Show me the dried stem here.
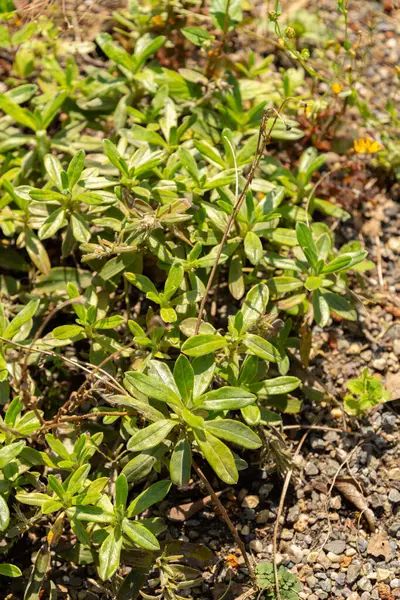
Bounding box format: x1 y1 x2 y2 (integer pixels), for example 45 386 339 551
192 460 257 587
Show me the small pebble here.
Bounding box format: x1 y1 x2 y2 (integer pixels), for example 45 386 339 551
358 576 372 592
242 495 260 509
388 489 400 503
325 540 346 554
305 462 319 476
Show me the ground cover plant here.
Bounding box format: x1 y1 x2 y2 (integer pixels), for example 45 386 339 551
0 0 395 599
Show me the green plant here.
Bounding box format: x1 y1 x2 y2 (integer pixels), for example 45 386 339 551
255 562 301 600
0 1 379 597
344 368 390 416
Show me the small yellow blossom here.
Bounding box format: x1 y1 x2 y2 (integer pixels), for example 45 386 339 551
353 138 383 154
332 82 343 95
151 15 164 27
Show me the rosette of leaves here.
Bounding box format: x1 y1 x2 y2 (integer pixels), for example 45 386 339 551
344 368 390 416
111 355 262 485
255 562 301 600
18 472 170 581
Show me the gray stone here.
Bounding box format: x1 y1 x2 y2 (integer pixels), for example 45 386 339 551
358 577 372 592
326 460 341 477
372 358 386 371
376 569 394 583
360 594 371 600
358 538 368 553
281 529 294 541
326 540 346 554
391 579 400 589
347 561 363 584
249 539 264 554
287 505 300 523
389 489 400 503
305 462 319 476
287 544 304 564
320 579 332 593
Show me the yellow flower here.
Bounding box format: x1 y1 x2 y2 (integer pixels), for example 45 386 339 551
353 138 383 154
332 82 343 95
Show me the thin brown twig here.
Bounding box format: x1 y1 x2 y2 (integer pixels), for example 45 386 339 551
272 430 309 600
195 98 298 334
282 424 360 435
192 460 257 587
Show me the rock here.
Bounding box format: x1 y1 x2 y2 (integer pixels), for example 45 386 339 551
360 594 371 600
320 579 332 592
369 493 385 508
256 510 272 524
288 544 304 564
305 462 319 476
372 358 386 371
385 371 400 396
249 539 264 554
358 577 372 592
329 496 342 510
393 339 400 356
389 489 400 503
388 521 400 537
307 551 320 564
326 540 346 554
311 437 326 451
358 538 368 553
325 460 341 476
259 484 273 499
327 552 343 564
241 495 259 509
376 569 394 583
391 579 400 589
388 237 400 253
306 575 317 587
287 505 300 523
347 343 362 355
241 525 250 536
347 561 363 584
360 350 373 362
346 548 357 557
281 529 294 541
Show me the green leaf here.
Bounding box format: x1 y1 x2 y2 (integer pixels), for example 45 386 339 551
125 272 159 298
211 0 242 31
241 283 269 332
268 276 303 294
0 441 25 468
3 299 39 340
323 292 357 321
170 437 192 487
296 222 319 268
122 519 159 551
127 420 177 452
205 419 261 449
67 150 85 189
181 27 214 46
23 544 50 600
312 289 330 327
124 124 167 148
255 376 301 395
127 480 171 517
94 315 125 329
103 139 129 176
115 474 128 510
194 430 238 484
98 528 122 581
163 263 184 300
196 387 256 410
173 355 194 405
96 32 136 71
0 94 38 130
24 229 51 275
67 506 114 524
0 494 10 532
125 372 183 407
52 324 85 340
182 334 228 357
70 213 91 243
304 276 323 291
243 334 280 363
160 307 177 323
38 207 66 241
244 231 263 265
0 564 22 578
44 154 65 191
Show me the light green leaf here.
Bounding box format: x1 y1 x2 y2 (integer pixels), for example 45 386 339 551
205 419 261 449
127 420 177 452
196 387 256 411
125 371 182 407
194 430 238 484
182 334 228 357
3 299 39 340
0 495 10 531
243 334 280 363
122 519 159 551
127 480 171 517
170 437 192 487
0 564 22 578
241 283 269 332
38 207 66 241
98 528 122 581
